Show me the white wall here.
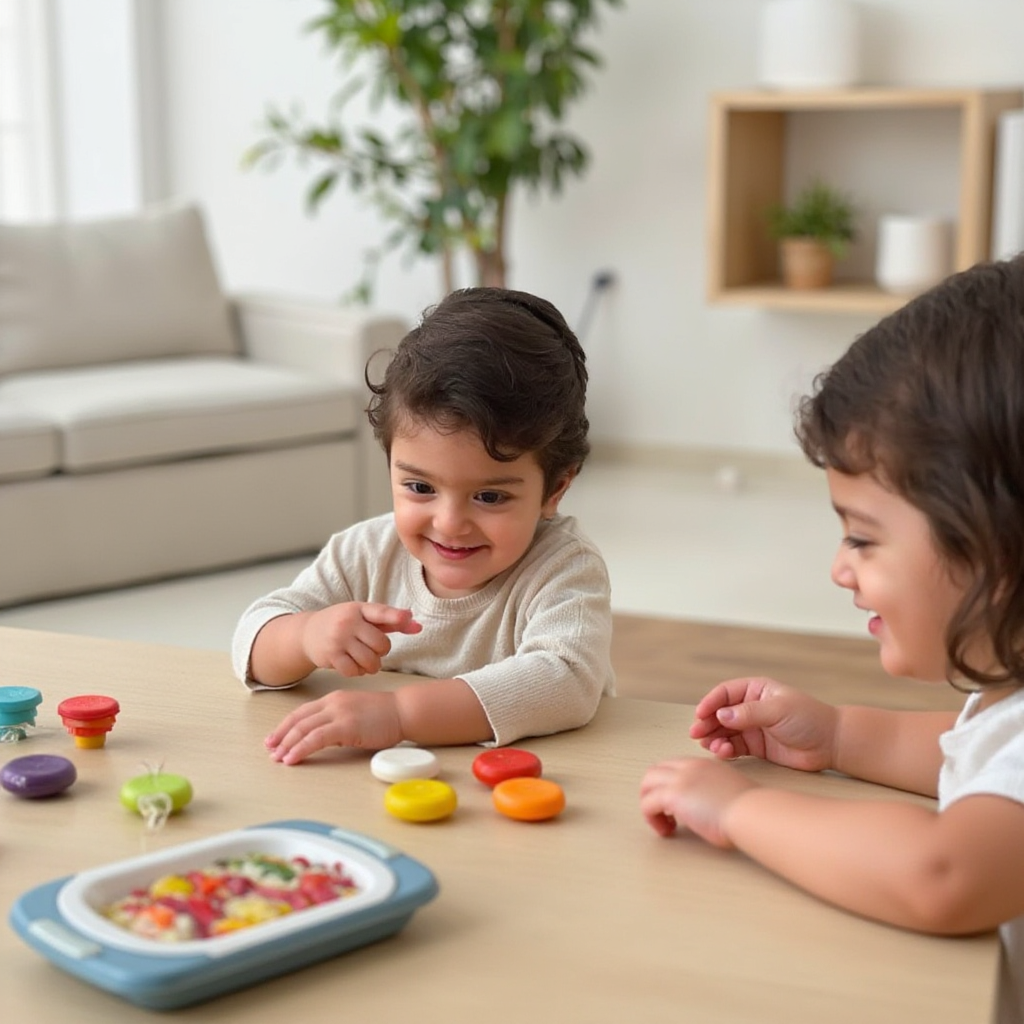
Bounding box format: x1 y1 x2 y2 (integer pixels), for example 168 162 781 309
53 0 142 218
152 0 1024 457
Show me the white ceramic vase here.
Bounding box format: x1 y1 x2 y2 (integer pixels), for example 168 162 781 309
758 0 862 89
875 215 953 295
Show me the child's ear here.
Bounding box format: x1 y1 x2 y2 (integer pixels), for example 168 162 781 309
541 470 577 518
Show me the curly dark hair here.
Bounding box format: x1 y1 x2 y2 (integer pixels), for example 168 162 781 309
366 287 590 498
795 256 1024 689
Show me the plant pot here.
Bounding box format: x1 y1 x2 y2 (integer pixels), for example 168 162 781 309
779 238 835 289
875 214 951 295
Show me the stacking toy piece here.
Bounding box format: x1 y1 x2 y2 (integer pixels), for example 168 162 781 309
1 754 77 798
0 686 43 740
57 694 120 748
370 746 440 783
472 747 542 788
120 772 193 815
384 779 457 823
492 777 565 822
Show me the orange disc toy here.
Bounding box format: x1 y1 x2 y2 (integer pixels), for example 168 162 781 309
492 777 565 822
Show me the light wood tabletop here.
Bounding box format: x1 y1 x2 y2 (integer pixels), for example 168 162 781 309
0 626 998 1023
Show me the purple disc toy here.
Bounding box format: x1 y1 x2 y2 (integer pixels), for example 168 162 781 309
1 754 77 798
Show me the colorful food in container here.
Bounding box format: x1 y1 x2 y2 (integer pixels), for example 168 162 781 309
103 852 360 942
10 821 439 1010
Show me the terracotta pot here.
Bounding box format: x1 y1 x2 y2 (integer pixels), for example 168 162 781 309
779 238 834 289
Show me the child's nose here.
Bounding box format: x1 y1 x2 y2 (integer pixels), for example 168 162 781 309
830 546 855 589
433 498 471 536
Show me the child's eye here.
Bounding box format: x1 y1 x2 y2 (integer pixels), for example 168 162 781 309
404 481 434 496
475 491 508 506
843 535 872 551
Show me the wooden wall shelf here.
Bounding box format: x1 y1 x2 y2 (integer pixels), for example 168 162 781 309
707 87 1024 314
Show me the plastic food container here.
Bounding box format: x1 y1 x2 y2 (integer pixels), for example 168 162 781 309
9 819 438 1009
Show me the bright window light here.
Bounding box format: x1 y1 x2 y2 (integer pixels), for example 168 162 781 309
0 0 57 221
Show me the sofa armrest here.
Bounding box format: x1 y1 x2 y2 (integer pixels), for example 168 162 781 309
231 291 406 383
231 292 406 520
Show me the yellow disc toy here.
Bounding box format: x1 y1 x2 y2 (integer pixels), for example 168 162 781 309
384 779 457 823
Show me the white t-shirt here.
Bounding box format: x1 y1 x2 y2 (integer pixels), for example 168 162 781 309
939 688 1024 1024
231 513 615 746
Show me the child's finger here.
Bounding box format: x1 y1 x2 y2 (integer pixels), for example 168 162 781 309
641 800 678 837
360 604 423 635
694 677 775 719
331 638 384 677
265 697 330 749
268 710 334 764
715 696 784 733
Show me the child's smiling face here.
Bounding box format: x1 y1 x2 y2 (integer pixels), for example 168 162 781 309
389 420 570 598
826 468 970 683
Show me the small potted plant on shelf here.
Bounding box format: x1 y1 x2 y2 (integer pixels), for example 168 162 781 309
766 179 857 289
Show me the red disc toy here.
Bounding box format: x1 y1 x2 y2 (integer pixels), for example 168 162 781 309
472 748 542 788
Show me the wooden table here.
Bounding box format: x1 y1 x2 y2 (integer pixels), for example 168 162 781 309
0 627 998 1023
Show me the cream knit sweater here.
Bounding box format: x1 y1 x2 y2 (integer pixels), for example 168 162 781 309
231 513 615 746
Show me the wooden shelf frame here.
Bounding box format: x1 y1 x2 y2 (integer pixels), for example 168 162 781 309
707 87 1024 313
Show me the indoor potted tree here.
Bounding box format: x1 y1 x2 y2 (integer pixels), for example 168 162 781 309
766 179 857 289
243 0 622 299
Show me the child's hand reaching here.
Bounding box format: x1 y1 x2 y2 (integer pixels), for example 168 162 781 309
266 690 404 764
690 677 839 773
640 757 757 847
640 679 841 848
301 602 422 677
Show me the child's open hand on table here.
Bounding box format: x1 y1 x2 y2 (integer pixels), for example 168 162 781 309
639 757 757 848
266 690 405 764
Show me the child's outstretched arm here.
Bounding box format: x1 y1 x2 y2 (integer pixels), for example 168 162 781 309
248 602 422 687
642 756 1024 934
265 676 492 764
641 677 1024 935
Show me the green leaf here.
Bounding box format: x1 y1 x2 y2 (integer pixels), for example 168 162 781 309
306 171 339 212
245 0 623 288
487 111 530 160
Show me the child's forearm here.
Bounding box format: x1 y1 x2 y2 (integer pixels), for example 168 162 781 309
248 613 318 686
722 788 982 934
833 707 957 796
394 678 493 745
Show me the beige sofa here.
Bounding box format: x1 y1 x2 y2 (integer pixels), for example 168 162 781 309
0 204 404 607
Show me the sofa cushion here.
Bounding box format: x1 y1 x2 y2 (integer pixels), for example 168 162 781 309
0 204 239 377
0 357 361 472
0 404 60 482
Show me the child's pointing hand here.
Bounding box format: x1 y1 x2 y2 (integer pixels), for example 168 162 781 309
301 602 422 678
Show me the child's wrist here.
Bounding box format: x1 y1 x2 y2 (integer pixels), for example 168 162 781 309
718 781 762 850
829 705 849 774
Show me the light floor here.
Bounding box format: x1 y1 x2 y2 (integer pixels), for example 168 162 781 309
0 459 866 652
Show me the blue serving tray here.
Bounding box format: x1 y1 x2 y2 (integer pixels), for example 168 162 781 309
9 819 438 1010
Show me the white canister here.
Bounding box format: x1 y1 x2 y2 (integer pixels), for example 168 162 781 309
758 0 862 89
875 215 953 296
